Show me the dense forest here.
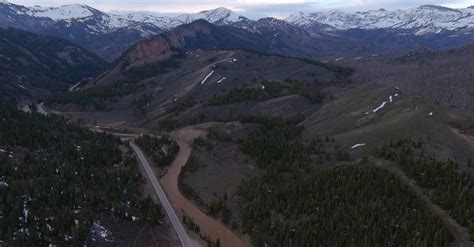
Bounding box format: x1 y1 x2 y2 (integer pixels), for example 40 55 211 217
0 106 163 245
376 138 474 237
46 79 145 109
240 116 348 172
236 117 453 246
135 134 179 167
239 165 453 246
207 80 326 106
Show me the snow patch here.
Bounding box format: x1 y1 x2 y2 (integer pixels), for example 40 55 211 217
216 77 226 83
201 71 214 85
372 101 387 112
91 221 113 242
0 177 8 187
351 143 366 149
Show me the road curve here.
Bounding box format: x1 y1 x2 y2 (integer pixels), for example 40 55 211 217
162 130 248 247
130 142 193 247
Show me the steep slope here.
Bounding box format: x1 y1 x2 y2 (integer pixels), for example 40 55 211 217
0 2 247 60
90 19 366 86
0 27 107 100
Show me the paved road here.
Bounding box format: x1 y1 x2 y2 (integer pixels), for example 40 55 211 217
130 142 193 247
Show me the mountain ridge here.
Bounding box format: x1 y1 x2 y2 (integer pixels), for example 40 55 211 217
0 27 107 100
2 1 474 61
286 5 474 35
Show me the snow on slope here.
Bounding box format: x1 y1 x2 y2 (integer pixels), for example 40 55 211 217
167 7 244 28
27 4 97 20
286 5 474 34
0 1 245 31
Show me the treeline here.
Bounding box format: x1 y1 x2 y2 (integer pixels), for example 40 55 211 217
0 105 163 245
207 80 326 106
239 116 348 172
135 135 179 167
376 138 474 237
46 79 144 109
210 48 354 80
177 154 204 205
122 53 184 81
239 165 453 246
236 116 454 245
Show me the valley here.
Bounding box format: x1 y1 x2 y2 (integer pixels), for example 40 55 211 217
41 47 474 246
1 1 474 246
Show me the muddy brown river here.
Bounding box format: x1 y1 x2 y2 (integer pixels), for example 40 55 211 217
162 129 248 247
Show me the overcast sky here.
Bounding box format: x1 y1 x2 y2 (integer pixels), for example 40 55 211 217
11 0 474 18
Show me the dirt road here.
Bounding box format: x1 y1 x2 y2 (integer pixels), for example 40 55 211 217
373 159 472 247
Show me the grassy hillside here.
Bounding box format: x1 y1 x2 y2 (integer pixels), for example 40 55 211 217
302 83 474 166
47 49 350 126
340 44 474 113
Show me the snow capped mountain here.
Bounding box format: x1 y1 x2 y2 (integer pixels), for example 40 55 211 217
26 4 99 20
0 1 245 32
171 7 245 26
286 5 474 35
116 12 170 28
0 1 248 59
116 7 246 29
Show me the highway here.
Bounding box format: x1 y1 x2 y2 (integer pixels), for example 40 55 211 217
130 142 193 247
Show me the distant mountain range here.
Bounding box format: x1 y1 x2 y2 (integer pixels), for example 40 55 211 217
287 5 474 35
1 1 474 61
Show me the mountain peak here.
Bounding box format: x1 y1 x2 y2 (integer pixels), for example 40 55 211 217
287 5 473 34
27 3 99 20
204 7 232 13
418 5 455 11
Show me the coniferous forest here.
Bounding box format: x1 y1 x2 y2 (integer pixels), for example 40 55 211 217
239 165 453 246
237 118 454 246
135 134 180 167
376 138 474 237
0 105 163 245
